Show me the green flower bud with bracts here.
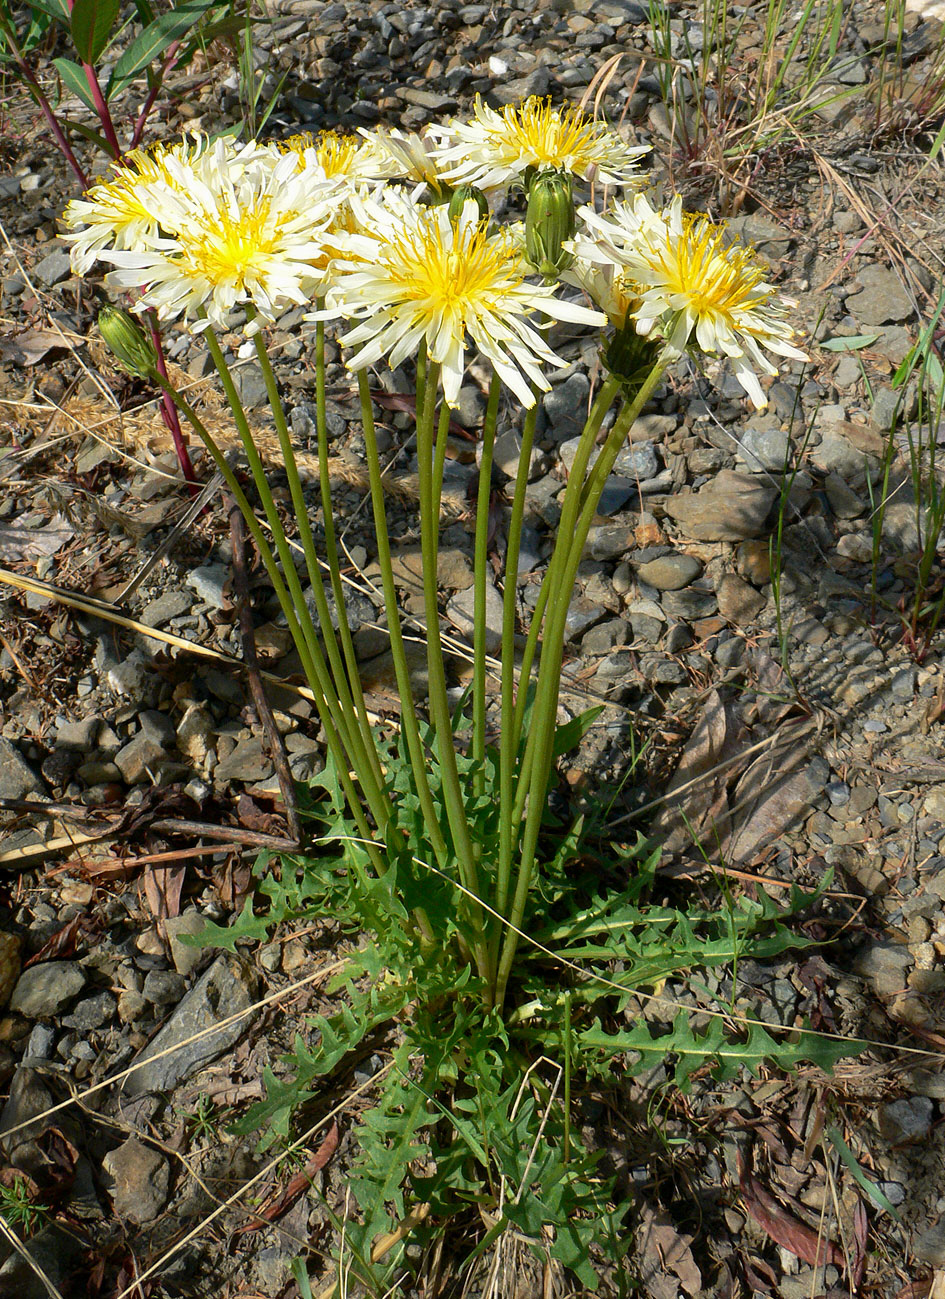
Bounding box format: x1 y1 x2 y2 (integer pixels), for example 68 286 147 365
447 184 490 226
603 322 665 401
98 305 158 379
524 168 575 281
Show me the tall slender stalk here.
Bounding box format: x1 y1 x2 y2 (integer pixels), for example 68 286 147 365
356 372 449 872
144 362 388 876
202 325 391 833
494 396 539 952
251 319 386 805
415 362 491 981
471 375 503 794
494 356 671 1009
313 315 382 788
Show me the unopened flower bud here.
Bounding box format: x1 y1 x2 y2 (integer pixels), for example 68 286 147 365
603 323 663 399
447 184 489 225
525 169 575 280
98 306 157 379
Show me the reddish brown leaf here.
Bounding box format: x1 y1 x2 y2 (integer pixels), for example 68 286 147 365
892 1283 932 1299
0 1166 42 1200
36 1127 79 1196
235 1121 339 1236
237 793 284 835
740 1168 844 1269
142 864 186 921
110 1256 152 1299
852 1195 868 1286
22 915 83 969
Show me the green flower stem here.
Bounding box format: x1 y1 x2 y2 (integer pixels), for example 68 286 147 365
416 361 490 980
493 356 670 1009
494 395 539 951
506 374 622 823
251 318 385 806
314 315 383 789
201 326 390 833
146 364 387 875
471 374 502 792
356 371 449 873
509 374 623 759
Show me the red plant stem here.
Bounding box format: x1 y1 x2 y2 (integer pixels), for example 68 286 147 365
3 31 89 188
80 61 122 158
145 309 200 496
58 0 121 159
130 41 182 149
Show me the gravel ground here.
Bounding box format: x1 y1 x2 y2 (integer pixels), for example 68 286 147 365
1 0 945 1294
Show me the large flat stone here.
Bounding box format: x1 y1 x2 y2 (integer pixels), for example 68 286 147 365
122 954 258 1096
664 470 776 541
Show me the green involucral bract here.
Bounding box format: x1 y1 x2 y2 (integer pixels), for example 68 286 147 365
525 167 576 279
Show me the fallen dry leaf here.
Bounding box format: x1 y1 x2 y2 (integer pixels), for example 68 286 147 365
635 1205 703 1299
649 688 744 854
0 515 74 562
740 1165 844 1269
22 914 83 969
235 1121 339 1235
143 863 186 922
0 327 70 366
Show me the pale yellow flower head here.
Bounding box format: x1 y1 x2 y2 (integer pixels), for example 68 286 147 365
357 127 447 192
324 190 605 407
89 145 344 333
62 137 210 274
432 95 649 191
311 130 392 184
577 195 807 408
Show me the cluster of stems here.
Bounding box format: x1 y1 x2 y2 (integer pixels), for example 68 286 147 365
143 305 669 1012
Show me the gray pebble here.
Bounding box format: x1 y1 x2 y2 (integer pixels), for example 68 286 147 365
31 247 73 287
141 589 194 628
143 970 187 1006
186 564 230 610
10 962 86 1017
635 554 702 591
544 372 591 443
0 737 45 800
62 991 116 1031
738 426 790 471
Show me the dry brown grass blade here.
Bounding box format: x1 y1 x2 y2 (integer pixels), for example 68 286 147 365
0 1214 66 1299
803 131 936 299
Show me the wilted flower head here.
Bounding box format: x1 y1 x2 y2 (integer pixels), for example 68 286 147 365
323 191 605 407
577 194 808 408
358 126 449 195
432 95 649 191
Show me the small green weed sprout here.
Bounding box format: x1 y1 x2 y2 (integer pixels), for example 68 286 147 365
869 286 945 659
0 1172 50 1238
177 1094 225 1145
